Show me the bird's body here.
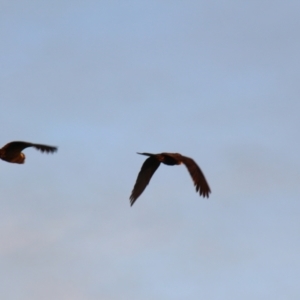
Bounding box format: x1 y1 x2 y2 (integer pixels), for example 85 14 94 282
137 152 182 166
130 152 211 206
0 141 57 164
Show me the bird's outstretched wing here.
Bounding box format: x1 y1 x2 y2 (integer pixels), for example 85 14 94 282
1 141 57 154
130 156 161 206
180 155 211 198
31 143 57 153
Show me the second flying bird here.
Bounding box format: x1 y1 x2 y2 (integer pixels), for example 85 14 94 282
130 152 211 206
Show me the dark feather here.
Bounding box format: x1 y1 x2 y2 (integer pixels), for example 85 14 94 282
180 155 211 197
31 143 57 153
130 156 160 206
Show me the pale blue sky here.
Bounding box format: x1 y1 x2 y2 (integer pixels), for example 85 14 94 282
1 1 300 299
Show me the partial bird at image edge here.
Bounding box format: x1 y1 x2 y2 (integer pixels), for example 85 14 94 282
0 141 58 164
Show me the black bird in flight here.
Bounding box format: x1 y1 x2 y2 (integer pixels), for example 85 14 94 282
130 152 211 206
0 141 57 164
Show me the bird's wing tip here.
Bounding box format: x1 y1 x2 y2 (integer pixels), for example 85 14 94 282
129 198 135 206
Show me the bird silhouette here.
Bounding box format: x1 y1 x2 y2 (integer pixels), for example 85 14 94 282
0 141 57 164
130 152 211 206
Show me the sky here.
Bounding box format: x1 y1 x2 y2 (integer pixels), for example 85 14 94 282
1 1 300 299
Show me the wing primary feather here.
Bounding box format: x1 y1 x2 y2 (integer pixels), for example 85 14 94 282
32 143 57 153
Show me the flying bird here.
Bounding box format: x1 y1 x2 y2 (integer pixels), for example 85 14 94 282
130 152 211 206
0 141 57 164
